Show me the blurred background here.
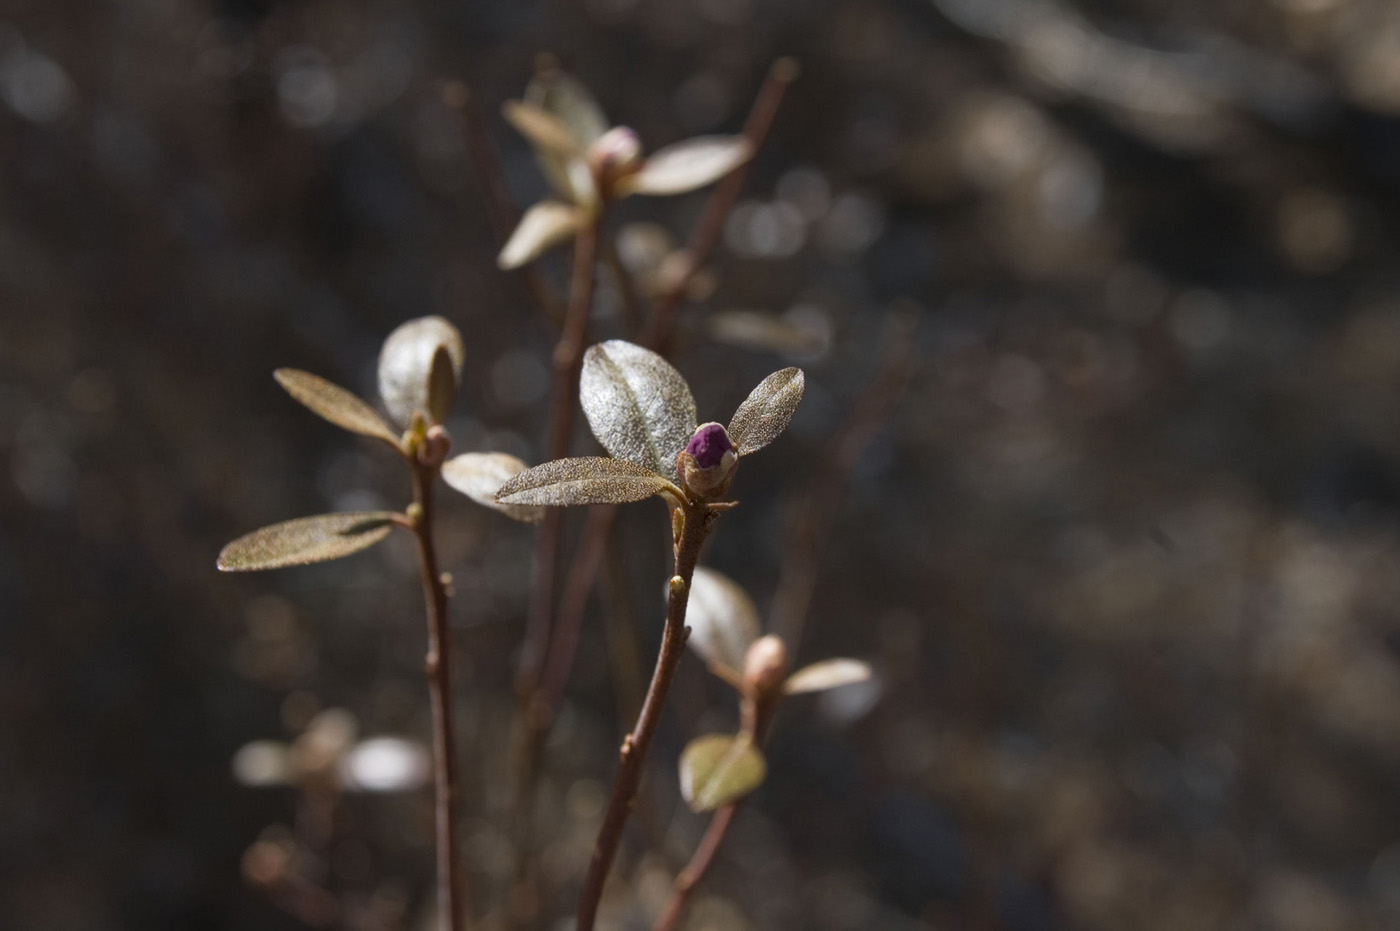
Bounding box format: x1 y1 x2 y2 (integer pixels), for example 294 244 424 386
6 0 1400 928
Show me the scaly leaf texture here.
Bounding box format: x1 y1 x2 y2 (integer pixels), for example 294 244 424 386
495 456 680 507
217 512 399 571
727 367 805 456
580 340 697 477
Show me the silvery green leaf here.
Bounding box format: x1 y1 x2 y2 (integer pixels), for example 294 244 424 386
686 566 761 678
501 100 584 156
495 457 682 507
580 340 697 477
620 136 753 197
441 452 546 523
377 317 465 428
498 201 584 270
217 512 399 571
679 734 766 812
525 69 608 150
783 658 872 695
273 369 400 447
426 345 457 425
727 367 804 456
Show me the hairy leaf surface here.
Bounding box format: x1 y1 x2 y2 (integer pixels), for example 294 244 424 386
441 452 545 523
273 369 400 446
217 512 399 571
495 457 680 507
727 367 805 456
580 340 697 477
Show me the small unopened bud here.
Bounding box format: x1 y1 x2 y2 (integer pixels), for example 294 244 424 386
417 424 451 468
589 126 643 193
743 635 789 698
677 422 738 500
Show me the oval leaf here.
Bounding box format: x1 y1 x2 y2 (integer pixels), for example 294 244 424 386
621 136 754 197
525 69 608 150
679 734 766 812
686 567 761 678
273 369 400 447
377 317 466 428
427 345 457 425
502 100 584 156
217 512 399 571
783 658 872 695
727 367 805 456
441 452 545 523
495 457 681 508
580 340 697 477
498 201 584 270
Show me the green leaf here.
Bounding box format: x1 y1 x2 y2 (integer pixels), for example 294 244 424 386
580 340 697 478
377 317 465 428
727 367 805 456
620 136 753 197
441 452 545 523
686 567 761 679
679 734 766 812
498 200 585 270
495 457 682 508
783 658 872 695
273 369 401 447
217 512 399 571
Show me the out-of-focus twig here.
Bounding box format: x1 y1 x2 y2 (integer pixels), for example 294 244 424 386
770 305 921 647
443 81 565 326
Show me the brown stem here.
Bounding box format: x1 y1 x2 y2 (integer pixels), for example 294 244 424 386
575 501 719 931
443 80 565 326
410 461 467 931
640 57 799 350
652 804 738 931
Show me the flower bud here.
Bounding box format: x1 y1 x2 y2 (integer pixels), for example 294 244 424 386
589 126 643 194
677 422 738 500
417 424 451 468
377 316 465 428
743 635 789 698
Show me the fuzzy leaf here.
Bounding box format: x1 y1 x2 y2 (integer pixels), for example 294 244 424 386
498 201 584 270
783 658 872 695
427 346 457 425
495 457 680 507
580 340 697 477
217 512 399 571
727 367 805 456
621 136 753 197
442 452 545 523
525 70 608 150
686 567 761 677
502 100 584 156
377 317 465 428
273 369 400 447
679 734 766 812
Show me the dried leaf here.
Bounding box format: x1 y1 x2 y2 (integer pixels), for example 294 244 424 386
727 367 805 456
441 452 545 523
621 136 753 197
580 340 697 477
679 734 766 812
427 345 457 425
273 369 400 447
498 201 584 269
686 566 761 677
495 457 681 507
783 658 873 695
525 69 608 150
377 317 466 428
217 512 399 571
501 100 584 156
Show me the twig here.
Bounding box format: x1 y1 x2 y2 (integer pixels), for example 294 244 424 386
652 804 738 931
410 459 467 931
770 305 920 647
575 501 721 931
443 80 565 326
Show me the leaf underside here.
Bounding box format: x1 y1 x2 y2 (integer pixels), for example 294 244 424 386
441 451 546 523
685 566 762 675
580 340 697 478
679 734 767 812
217 511 399 572
783 658 873 695
727 367 805 456
273 369 400 446
495 456 678 507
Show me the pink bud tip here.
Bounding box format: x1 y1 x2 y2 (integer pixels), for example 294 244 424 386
686 423 734 469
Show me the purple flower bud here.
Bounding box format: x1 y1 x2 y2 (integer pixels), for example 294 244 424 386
685 423 735 469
